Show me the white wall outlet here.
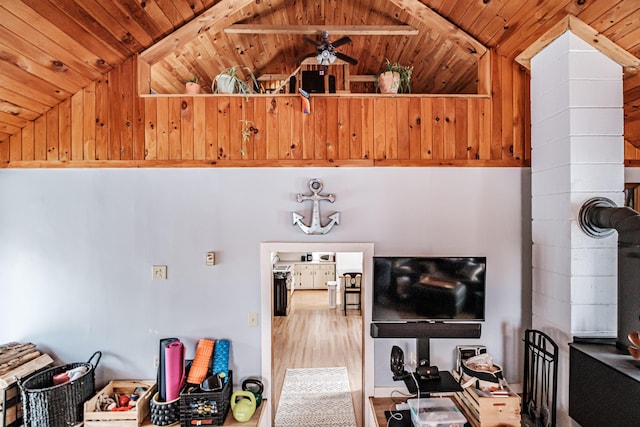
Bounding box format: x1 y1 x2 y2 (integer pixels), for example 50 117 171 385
153 355 159 369
206 251 215 266
152 265 167 280
248 312 258 327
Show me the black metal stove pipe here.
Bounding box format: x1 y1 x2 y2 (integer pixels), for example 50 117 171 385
579 197 640 350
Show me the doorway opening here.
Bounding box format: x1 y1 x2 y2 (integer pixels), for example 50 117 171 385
260 242 374 427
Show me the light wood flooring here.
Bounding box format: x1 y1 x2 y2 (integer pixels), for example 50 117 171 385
272 289 363 426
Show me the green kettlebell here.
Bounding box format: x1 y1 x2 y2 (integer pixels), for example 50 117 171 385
242 378 264 407
230 391 256 422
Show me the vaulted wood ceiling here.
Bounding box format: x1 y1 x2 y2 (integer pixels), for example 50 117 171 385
1 0 639 147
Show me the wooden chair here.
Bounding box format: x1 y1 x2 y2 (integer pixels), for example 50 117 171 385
522 329 558 427
342 272 362 315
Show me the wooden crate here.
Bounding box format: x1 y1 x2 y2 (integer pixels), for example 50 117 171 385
1 347 54 427
452 371 521 427
0 385 22 426
84 380 156 427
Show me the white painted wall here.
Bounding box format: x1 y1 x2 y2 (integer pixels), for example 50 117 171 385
530 30 624 425
0 167 528 390
531 31 623 338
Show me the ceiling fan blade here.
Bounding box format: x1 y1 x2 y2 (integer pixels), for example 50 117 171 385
330 36 352 48
335 51 358 65
303 36 322 46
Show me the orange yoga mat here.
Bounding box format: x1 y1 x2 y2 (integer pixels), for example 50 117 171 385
187 339 215 384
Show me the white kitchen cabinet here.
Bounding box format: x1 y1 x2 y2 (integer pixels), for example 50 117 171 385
298 265 314 289
294 263 335 289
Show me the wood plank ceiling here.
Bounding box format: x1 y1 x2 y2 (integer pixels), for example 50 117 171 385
0 0 639 147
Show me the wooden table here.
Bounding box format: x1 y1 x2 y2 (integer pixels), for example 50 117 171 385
369 396 478 427
140 399 266 426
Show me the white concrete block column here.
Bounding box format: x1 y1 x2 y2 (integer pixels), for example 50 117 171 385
530 30 623 425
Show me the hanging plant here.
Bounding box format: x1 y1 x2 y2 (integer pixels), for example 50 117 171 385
240 119 257 157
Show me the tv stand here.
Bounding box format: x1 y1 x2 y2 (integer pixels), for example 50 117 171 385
403 370 461 395
403 336 462 394
370 321 481 395
417 336 432 367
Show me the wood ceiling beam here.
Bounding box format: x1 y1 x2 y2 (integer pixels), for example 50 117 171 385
139 0 254 65
387 0 486 56
516 15 640 71
224 25 419 36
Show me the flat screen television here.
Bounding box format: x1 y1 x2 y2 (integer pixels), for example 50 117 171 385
373 256 486 322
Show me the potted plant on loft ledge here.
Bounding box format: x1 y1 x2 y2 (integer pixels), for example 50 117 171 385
376 59 413 94
185 74 201 94
213 66 259 94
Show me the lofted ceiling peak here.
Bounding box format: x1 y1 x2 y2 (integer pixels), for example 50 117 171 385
142 0 487 95
516 15 640 71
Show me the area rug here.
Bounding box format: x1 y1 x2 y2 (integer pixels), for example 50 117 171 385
274 367 357 427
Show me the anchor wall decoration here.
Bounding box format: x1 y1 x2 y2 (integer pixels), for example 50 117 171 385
292 178 340 235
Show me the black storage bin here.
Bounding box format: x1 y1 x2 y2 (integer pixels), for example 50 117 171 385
19 351 101 427
179 371 232 426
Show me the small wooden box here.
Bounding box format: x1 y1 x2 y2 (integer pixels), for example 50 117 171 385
84 380 156 427
454 385 521 427
452 370 520 427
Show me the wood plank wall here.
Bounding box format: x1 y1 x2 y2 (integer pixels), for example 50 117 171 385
0 53 556 168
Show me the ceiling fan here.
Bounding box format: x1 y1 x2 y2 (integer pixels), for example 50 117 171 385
297 31 358 66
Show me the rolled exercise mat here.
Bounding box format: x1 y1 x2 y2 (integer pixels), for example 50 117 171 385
157 337 178 401
212 339 230 380
165 340 186 401
186 339 215 384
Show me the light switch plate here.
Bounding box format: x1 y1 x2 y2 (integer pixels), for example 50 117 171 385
152 265 167 280
206 252 215 266
248 312 258 327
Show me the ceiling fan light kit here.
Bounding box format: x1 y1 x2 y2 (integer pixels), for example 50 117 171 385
316 49 336 66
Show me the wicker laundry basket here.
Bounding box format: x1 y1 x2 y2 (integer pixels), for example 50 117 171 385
19 351 101 427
